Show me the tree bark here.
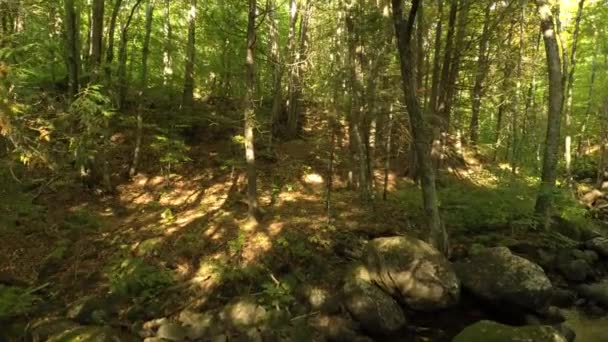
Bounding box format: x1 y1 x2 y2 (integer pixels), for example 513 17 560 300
63 0 81 98
598 99 608 189
117 0 143 110
392 0 447 254
140 0 154 90
244 0 260 223
268 0 283 138
182 0 197 109
427 0 443 115
105 0 123 79
468 0 492 147
563 0 585 180
90 0 104 82
534 0 564 225
577 28 599 159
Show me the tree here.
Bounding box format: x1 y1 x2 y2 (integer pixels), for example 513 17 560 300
90 0 104 81
268 0 283 138
117 0 143 109
63 0 81 98
105 0 123 79
244 0 260 223
182 0 197 109
391 0 447 254
469 1 492 147
534 0 564 225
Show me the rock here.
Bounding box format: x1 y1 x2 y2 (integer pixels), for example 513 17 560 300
573 249 599 264
238 328 263 342
453 320 568 342
47 325 139 342
342 265 406 335
584 237 608 257
157 322 188 341
308 314 361 341
557 259 591 282
210 334 228 342
66 293 123 324
298 285 341 314
177 310 221 339
220 297 268 330
550 288 577 308
362 236 460 311
454 247 553 313
554 324 576 342
552 216 601 241
577 282 608 308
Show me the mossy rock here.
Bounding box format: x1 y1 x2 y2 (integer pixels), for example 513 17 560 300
453 320 567 342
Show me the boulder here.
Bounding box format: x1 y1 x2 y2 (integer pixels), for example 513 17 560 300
156 322 189 341
584 237 608 258
556 258 591 283
454 247 553 313
219 297 268 330
363 236 460 311
342 265 406 335
308 314 361 341
576 282 608 308
453 320 568 342
178 310 223 340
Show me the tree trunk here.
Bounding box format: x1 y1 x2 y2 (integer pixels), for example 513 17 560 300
469 1 492 147
268 0 283 138
427 0 443 115
392 0 447 254
285 0 299 137
117 0 143 110
577 28 599 159
598 99 608 189
563 0 585 180
90 0 104 82
162 0 173 84
63 0 81 98
244 0 260 223
182 0 196 109
105 0 123 79
534 0 564 225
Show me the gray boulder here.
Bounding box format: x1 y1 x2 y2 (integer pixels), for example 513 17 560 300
453 320 568 342
454 247 553 312
577 282 608 308
342 265 406 335
363 236 460 311
584 237 608 258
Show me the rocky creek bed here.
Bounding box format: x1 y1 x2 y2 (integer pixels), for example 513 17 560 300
3 221 608 342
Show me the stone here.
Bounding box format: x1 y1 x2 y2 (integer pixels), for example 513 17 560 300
342 265 406 335
177 310 221 339
577 282 608 308
308 314 361 341
65 293 124 324
298 285 341 314
220 297 268 330
454 247 553 313
557 259 591 283
453 320 568 342
157 322 188 341
210 334 228 342
363 235 460 311
550 288 577 308
584 237 608 257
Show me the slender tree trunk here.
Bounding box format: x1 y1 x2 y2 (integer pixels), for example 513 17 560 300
427 0 443 115
598 99 608 189
383 110 394 201
564 0 585 180
534 0 564 225
162 0 173 84
493 25 515 162
182 0 196 109
285 0 299 138
63 0 81 98
469 0 492 147
392 0 447 254
436 0 457 129
90 0 104 82
117 0 143 110
105 0 123 79
244 0 260 223
268 0 283 138
511 6 526 174
577 28 599 159
130 0 154 178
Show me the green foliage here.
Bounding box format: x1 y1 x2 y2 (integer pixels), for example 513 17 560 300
260 276 296 310
67 85 114 171
107 256 173 303
0 285 39 321
160 208 176 225
150 134 192 174
63 210 102 231
228 231 246 256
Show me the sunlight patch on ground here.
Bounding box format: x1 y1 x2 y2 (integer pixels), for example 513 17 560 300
302 173 324 185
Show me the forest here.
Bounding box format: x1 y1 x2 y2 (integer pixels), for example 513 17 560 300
1 0 608 340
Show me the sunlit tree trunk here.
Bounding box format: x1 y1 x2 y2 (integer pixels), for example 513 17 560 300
90 0 104 81
268 0 283 138
285 0 299 137
392 0 447 254
244 0 260 223
182 0 196 109
535 0 564 226
63 0 81 98
162 0 173 85
493 26 515 162
105 0 123 79
563 0 585 181
469 1 492 147
427 0 443 115
117 0 143 110
577 28 599 159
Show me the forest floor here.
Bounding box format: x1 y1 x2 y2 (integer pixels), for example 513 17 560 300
1 109 607 341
